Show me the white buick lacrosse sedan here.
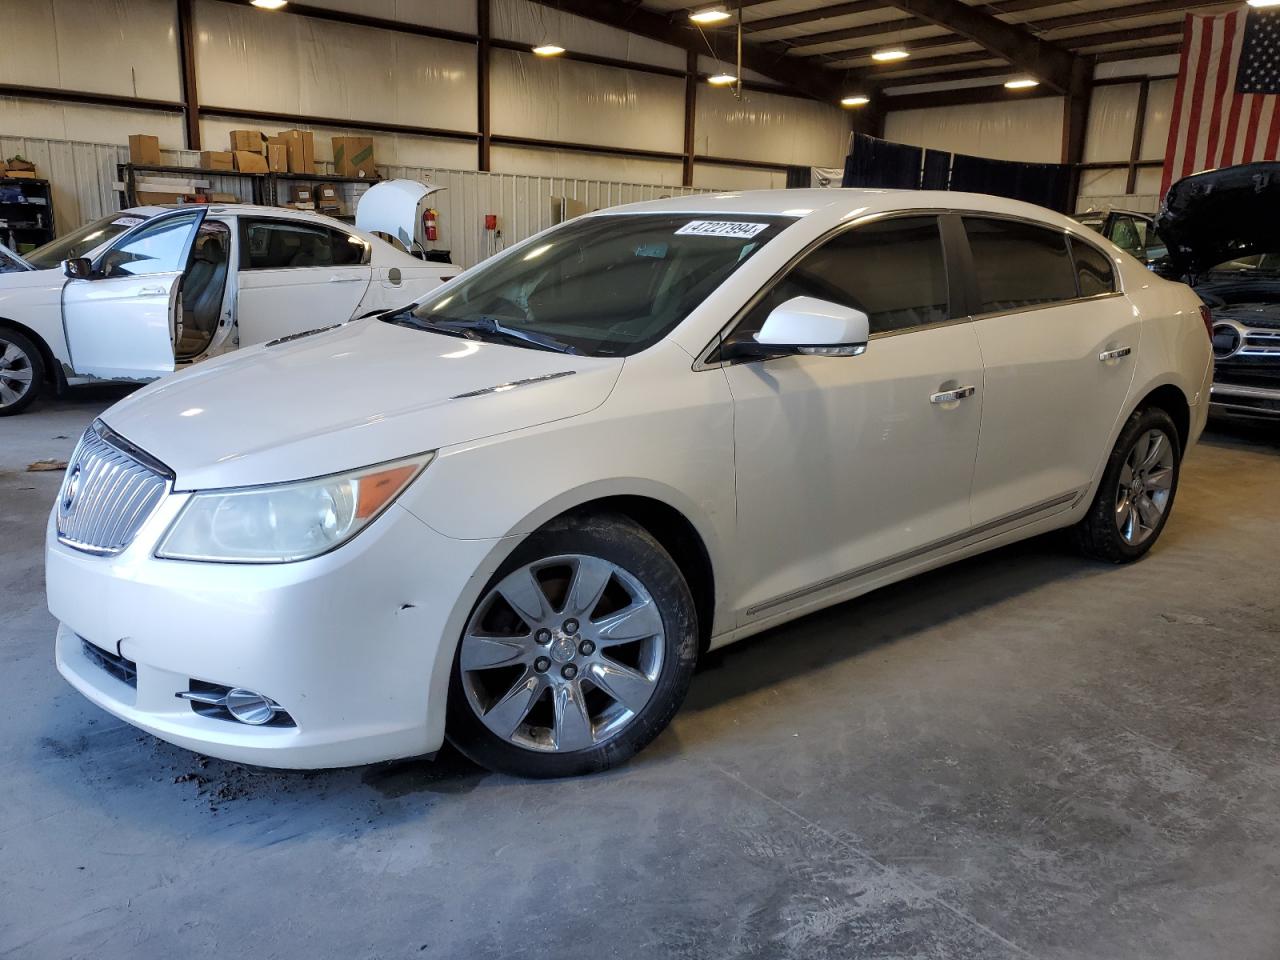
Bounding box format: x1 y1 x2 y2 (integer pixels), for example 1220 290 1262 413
48 189 1214 778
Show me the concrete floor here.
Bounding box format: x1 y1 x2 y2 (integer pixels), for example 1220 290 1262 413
2 388 1279 960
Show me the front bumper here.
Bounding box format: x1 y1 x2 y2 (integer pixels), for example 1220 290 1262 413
1209 380 1280 419
48 498 503 769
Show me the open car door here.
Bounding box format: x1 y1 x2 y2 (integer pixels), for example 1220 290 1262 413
61 207 206 380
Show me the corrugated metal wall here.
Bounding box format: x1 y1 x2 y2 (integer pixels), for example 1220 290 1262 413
1 134 719 268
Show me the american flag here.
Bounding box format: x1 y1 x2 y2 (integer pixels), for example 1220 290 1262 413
1162 9 1280 195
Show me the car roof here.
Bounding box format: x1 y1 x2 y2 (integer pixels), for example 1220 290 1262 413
592 188 1083 230
129 202 356 229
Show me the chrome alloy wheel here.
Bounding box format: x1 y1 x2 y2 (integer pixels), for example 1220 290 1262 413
1115 428 1175 546
0 337 34 408
459 555 666 753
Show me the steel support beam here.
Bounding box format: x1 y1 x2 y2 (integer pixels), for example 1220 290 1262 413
879 0 1078 93
477 0 491 171
176 0 201 149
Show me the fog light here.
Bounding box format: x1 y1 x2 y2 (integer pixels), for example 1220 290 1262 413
225 688 278 725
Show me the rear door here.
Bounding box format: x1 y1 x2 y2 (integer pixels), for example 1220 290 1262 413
962 216 1140 526
234 217 372 345
61 208 206 380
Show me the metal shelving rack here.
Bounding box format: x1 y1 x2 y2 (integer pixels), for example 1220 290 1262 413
0 176 55 253
117 163 267 207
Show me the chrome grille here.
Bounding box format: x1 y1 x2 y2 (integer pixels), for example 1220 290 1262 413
56 421 172 556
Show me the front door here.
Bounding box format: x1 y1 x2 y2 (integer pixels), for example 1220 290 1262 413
61 208 206 380
722 214 984 625
234 217 372 346
960 216 1141 526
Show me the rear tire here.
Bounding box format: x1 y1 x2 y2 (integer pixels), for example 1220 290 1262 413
1074 406 1182 563
446 513 698 778
0 328 44 417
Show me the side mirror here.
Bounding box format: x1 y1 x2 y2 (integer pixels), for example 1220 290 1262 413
724 296 870 360
63 257 93 280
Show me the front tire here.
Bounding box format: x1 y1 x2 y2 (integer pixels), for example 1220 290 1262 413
1074 406 1182 563
446 513 698 778
0 328 44 416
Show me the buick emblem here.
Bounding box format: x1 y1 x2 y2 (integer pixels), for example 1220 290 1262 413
62 465 81 512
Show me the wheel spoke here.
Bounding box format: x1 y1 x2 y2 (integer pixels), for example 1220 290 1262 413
1124 503 1140 542
482 671 544 740
563 556 613 618
1139 432 1166 471
0 380 19 404
1118 463 1134 489
552 682 594 751
496 567 553 628
1115 491 1131 520
460 633 527 671
593 597 663 646
1145 467 1173 491
588 660 655 714
0 342 21 366
1135 493 1161 528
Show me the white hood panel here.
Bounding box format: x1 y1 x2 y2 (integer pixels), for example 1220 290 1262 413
100 319 621 490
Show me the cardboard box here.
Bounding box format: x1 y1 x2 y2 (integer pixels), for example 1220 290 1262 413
4 170 37 179
266 143 288 173
331 136 375 178
313 181 341 212
229 129 266 153
128 135 161 165
5 156 36 172
199 150 234 171
135 191 189 204
276 130 316 174
290 201 316 211
233 150 269 173
208 192 240 203
290 184 313 203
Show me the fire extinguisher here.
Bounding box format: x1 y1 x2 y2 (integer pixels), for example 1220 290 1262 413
422 207 439 244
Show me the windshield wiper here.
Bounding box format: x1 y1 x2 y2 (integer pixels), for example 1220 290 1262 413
430 315 579 355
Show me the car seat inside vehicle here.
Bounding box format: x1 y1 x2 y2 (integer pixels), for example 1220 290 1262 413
177 225 230 360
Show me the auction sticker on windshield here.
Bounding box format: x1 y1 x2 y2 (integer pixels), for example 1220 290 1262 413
675 221 770 239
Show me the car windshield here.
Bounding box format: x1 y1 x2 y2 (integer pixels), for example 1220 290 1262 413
24 212 153 270
384 213 793 357
1207 252 1280 276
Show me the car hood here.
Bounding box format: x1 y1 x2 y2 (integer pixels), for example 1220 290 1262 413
1156 162 1280 276
99 319 623 489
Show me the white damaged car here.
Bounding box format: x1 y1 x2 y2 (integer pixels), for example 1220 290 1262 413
48 189 1213 777
0 189 454 415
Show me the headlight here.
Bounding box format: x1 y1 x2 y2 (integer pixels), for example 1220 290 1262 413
156 454 432 563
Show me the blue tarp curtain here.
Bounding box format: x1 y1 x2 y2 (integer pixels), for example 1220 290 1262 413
842 133 1071 212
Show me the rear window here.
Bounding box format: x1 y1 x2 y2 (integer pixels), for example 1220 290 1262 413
964 217 1078 314
1070 236 1116 296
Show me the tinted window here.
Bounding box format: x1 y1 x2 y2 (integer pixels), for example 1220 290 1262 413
739 216 949 337
965 218 1078 313
241 220 369 269
1070 236 1116 296
98 212 201 278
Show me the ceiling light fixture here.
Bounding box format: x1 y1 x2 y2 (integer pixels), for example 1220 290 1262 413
841 95 871 107
708 73 738 86
871 48 909 62
1004 78 1040 89
250 0 288 8
1246 0 1280 7
689 6 732 24
532 43 565 56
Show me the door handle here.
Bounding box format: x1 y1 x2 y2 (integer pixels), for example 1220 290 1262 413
930 385 976 404
327 276 359 283
1099 346 1132 362
137 286 166 296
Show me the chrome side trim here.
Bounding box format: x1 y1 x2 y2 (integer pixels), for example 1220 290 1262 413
744 490 1083 618
1210 382 1280 401
450 370 575 399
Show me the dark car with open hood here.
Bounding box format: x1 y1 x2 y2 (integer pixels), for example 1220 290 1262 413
1156 162 1280 420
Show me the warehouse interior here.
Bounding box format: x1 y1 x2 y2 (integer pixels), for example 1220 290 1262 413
2 1 1279 958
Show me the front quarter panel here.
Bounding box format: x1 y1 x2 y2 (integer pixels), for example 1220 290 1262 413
0 268 73 369
398 339 737 634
